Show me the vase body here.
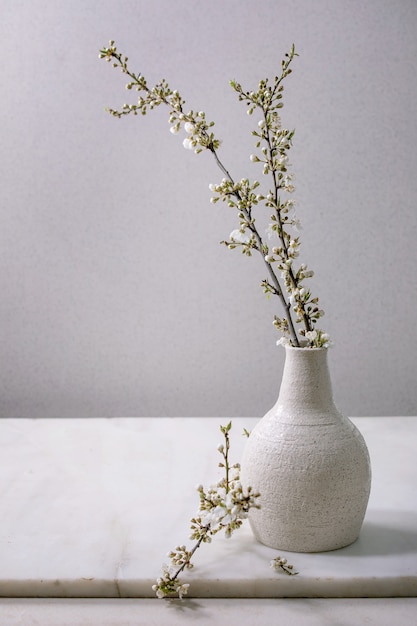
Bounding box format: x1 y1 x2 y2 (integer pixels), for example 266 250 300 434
240 346 371 552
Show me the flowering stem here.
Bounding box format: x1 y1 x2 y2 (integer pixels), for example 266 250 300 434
151 422 261 598
220 422 231 492
101 45 299 345
210 146 234 182
209 144 299 345
262 114 311 339
265 262 299 343
100 42 329 348
170 528 208 583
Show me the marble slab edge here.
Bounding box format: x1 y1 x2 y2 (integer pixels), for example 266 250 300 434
1 575 416 599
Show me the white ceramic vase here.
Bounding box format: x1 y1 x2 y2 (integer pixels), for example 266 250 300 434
240 346 371 552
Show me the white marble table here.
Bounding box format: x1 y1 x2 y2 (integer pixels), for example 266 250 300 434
0 417 416 616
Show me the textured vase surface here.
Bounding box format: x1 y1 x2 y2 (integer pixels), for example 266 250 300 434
240 346 371 552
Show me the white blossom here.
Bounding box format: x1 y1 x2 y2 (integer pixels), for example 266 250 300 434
320 333 332 348
176 583 190 599
277 336 290 347
152 585 166 599
292 217 302 231
230 229 251 244
183 137 194 150
289 291 298 306
266 224 277 239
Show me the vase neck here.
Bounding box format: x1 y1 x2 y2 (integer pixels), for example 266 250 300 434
277 347 336 414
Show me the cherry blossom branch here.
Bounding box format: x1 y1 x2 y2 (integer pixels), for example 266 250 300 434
99 41 331 348
151 422 261 599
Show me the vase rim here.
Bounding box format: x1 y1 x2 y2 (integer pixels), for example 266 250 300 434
284 344 328 351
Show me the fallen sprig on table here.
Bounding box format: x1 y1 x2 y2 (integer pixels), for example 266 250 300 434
152 422 297 599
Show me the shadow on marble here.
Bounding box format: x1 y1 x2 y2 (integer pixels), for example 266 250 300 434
328 510 417 557
163 598 207 615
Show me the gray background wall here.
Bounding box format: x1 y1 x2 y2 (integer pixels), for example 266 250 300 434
1 0 416 418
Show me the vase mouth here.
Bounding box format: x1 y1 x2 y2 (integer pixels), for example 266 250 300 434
283 341 328 351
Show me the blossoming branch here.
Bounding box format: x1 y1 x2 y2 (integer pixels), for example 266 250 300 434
99 41 330 348
151 422 295 599
152 422 261 598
